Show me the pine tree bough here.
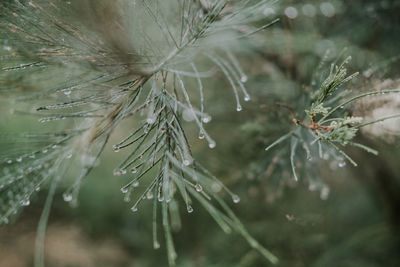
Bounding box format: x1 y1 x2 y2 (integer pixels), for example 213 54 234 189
0 0 280 266
266 56 400 184
2 1 399 266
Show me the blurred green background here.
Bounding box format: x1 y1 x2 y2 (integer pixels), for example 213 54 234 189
1 0 400 266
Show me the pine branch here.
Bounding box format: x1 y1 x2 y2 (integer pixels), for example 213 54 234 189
0 0 280 265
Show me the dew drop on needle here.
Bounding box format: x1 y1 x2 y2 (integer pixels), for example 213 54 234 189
63 193 73 202
187 205 194 213
232 195 241 203
153 241 160 249
21 199 30 206
195 184 203 192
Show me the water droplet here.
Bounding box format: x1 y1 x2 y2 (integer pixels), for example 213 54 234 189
42 149 48 154
170 252 177 260
131 206 138 212
121 187 129 194
63 193 73 202
244 95 251 102
124 194 131 202
285 6 298 19
320 2 336 17
52 144 57 149
302 4 316 17
2 218 9 224
113 169 122 176
263 7 275 16
363 69 373 78
232 195 241 203
6 159 12 164
211 183 222 192
133 181 140 187
240 75 248 83
183 159 191 166
236 105 242 112
198 132 205 139
208 142 216 149
16 157 22 162
182 109 196 122
63 90 71 96
187 205 193 213
35 186 40 192
338 161 346 168
113 145 120 152
29 154 36 159
131 167 137 174
202 116 211 124
66 153 72 159
153 241 160 249
146 191 154 199
21 199 30 206
146 117 155 124
195 184 203 192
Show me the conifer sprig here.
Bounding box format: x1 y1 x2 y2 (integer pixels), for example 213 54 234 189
266 57 400 183
0 0 279 265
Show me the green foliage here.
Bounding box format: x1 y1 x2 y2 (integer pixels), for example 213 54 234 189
266 56 400 177
1 0 400 266
0 0 280 266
